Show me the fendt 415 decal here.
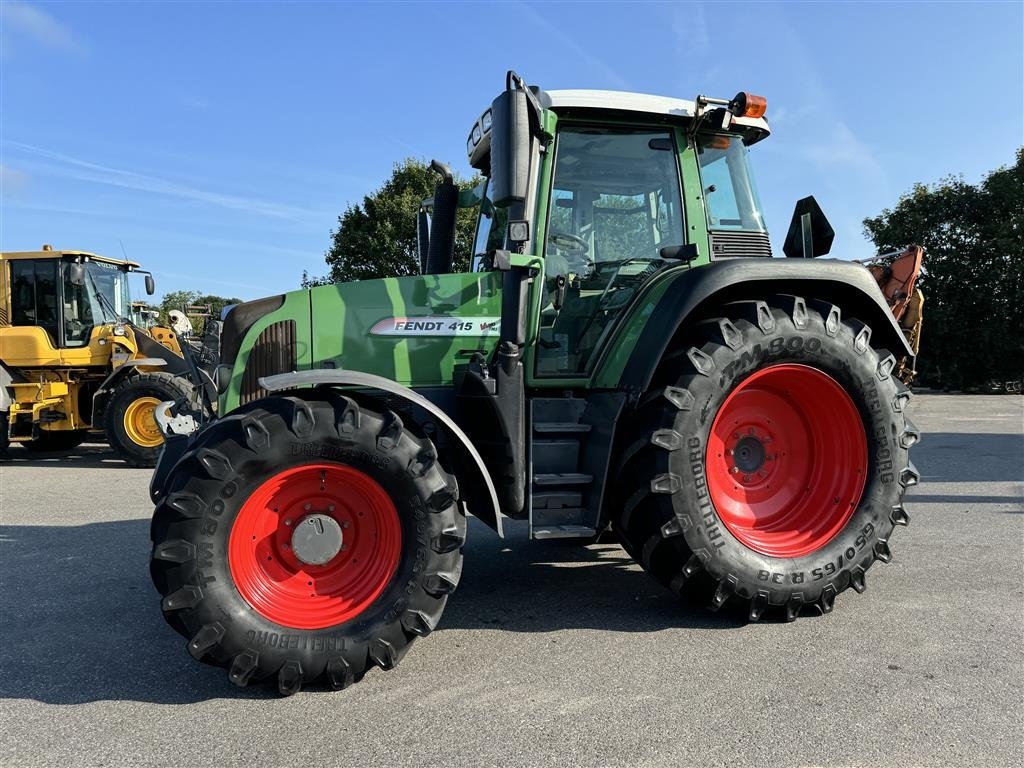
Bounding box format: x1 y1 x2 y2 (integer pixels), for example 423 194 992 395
369 316 501 336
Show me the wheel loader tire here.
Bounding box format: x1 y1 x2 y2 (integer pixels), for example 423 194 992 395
149 391 464 695
105 371 194 468
0 412 9 459
24 429 90 452
613 295 919 622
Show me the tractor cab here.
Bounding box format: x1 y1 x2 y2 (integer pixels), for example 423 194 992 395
455 77 773 379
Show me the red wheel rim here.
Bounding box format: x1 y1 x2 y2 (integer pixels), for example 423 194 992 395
228 463 402 629
706 364 867 558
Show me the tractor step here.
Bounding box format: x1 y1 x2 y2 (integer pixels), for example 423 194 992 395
532 525 597 540
528 395 625 540
533 472 593 486
533 422 592 434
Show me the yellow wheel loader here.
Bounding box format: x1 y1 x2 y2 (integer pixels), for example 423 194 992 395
0 246 211 466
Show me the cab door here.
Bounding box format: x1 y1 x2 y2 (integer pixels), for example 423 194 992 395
530 125 687 381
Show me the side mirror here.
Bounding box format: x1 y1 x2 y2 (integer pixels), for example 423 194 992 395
68 262 86 286
145 274 155 295
489 88 531 207
783 196 835 258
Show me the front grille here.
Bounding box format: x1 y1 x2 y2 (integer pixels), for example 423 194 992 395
710 230 773 259
240 320 297 404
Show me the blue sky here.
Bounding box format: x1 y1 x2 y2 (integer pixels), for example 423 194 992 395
2 0 1021 301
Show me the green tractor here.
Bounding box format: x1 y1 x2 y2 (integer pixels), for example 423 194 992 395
149 72 919 695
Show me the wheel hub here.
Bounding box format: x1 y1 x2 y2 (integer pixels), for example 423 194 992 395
228 463 402 630
706 364 868 558
731 434 767 474
291 513 344 566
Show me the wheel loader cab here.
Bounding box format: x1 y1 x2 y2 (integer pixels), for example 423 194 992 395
5 251 133 351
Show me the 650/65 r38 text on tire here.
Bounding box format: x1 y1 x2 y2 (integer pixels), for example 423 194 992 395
613 295 920 621
149 390 465 695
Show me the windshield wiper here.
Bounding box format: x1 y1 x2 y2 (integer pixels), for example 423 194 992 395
86 269 126 323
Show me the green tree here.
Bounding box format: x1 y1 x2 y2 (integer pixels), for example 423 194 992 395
863 149 1023 389
313 158 479 285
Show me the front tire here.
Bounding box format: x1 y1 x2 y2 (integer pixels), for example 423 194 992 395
149 391 464 695
105 372 194 467
613 296 919 621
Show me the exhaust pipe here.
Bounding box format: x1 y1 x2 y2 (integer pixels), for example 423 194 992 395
425 160 458 275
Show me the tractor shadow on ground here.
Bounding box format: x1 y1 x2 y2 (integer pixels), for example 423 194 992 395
0 517 745 705
443 518 748 635
1 442 134 469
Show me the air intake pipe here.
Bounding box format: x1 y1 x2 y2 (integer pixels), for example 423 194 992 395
425 160 458 275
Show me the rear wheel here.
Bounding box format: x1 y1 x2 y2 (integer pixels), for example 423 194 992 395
613 296 919 620
149 391 464 695
105 372 194 467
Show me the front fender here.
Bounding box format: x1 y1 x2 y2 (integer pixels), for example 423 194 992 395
598 258 913 392
260 370 503 537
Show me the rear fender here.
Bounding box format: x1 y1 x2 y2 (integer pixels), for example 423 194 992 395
604 259 914 393
259 370 503 537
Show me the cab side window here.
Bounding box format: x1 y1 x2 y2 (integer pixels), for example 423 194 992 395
10 260 59 344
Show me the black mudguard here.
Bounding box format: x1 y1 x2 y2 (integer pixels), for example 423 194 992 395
617 258 913 393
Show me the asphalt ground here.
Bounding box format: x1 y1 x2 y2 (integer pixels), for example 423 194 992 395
1 394 1021 768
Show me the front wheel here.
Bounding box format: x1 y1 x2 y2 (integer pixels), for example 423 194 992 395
105 372 195 467
613 296 919 621
149 392 465 695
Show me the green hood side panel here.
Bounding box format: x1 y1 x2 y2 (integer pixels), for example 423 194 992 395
310 271 504 386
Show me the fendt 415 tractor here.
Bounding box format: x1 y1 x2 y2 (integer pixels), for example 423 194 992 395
149 73 919 695
0 247 207 466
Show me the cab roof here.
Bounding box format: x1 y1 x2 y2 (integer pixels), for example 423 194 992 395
541 89 771 143
0 249 141 269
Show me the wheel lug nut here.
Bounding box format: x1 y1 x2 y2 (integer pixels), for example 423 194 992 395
341 521 349 529
304 503 311 511
328 505 335 512
731 467 740 474
284 519 292 526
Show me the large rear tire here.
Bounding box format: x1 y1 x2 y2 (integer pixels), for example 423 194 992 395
105 372 194 467
149 391 464 695
613 296 919 621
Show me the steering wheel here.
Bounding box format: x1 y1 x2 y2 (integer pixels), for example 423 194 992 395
547 231 594 277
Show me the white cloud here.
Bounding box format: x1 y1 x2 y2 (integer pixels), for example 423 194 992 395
0 164 31 195
518 1 631 90
802 119 888 190
0 1 81 54
3 140 322 224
